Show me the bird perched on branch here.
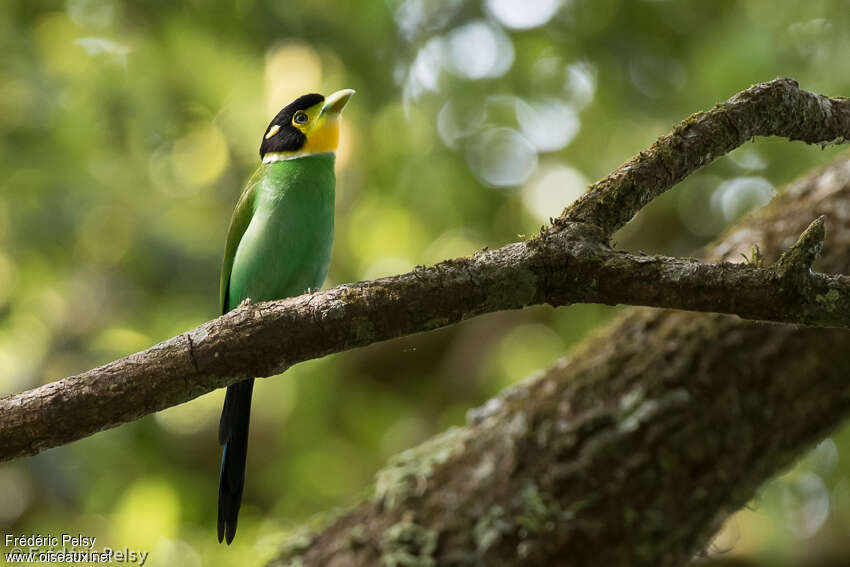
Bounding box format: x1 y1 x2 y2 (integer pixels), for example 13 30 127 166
216 89 355 544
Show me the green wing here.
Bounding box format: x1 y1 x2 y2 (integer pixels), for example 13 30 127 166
219 165 266 314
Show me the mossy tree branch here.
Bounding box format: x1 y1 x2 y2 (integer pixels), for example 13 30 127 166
559 77 850 236
2 78 850 465
266 150 850 567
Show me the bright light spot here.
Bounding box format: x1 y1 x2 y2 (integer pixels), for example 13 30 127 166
78 205 136 263
148 144 177 195
347 201 429 274
65 273 108 335
156 390 224 436
67 0 116 28
808 438 839 475
728 148 768 171
0 466 31 524
11 311 50 356
170 122 230 188
408 37 444 98
485 0 563 30
629 54 686 98
265 43 323 117
788 19 832 59
782 472 830 539
516 99 580 152
0 346 25 395
523 163 588 221
395 0 427 41
395 0 463 41
436 99 486 148
0 310 51 393
466 127 537 188
532 55 563 87
34 13 87 78
564 61 597 109
424 229 482 264
115 479 180 549
490 324 564 388
252 374 297 426
362 257 414 280
678 176 727 237
28 288 67 331
93 328 151 356
444 20 514 80
712 176 776 222
75 37 130 67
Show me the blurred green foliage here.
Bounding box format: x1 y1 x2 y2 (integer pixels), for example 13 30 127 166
1 0 850 565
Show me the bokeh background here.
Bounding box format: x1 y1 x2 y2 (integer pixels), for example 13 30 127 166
2 0 850 565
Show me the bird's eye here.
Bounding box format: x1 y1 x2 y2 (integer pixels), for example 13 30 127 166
294 112 308 125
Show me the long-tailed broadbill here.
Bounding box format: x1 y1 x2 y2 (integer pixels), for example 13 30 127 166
216 89 354 544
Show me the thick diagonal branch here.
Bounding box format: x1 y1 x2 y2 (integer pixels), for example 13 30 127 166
266 151 850 567
1 78 849 463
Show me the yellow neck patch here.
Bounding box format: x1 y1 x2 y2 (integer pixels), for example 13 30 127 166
301 116 340 155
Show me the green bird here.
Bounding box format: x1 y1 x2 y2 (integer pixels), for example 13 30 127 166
217 89 355 544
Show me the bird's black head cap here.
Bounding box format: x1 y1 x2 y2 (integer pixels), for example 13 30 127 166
259 93 324 158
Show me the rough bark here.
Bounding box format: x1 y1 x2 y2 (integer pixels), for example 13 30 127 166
265 151 850 567
1 78 850 465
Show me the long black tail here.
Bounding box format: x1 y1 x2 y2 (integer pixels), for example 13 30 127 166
217 378 255 544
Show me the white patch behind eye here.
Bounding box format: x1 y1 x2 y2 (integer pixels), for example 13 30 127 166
265 124 281 139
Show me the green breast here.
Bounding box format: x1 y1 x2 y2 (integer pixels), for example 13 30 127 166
226 154 335 311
